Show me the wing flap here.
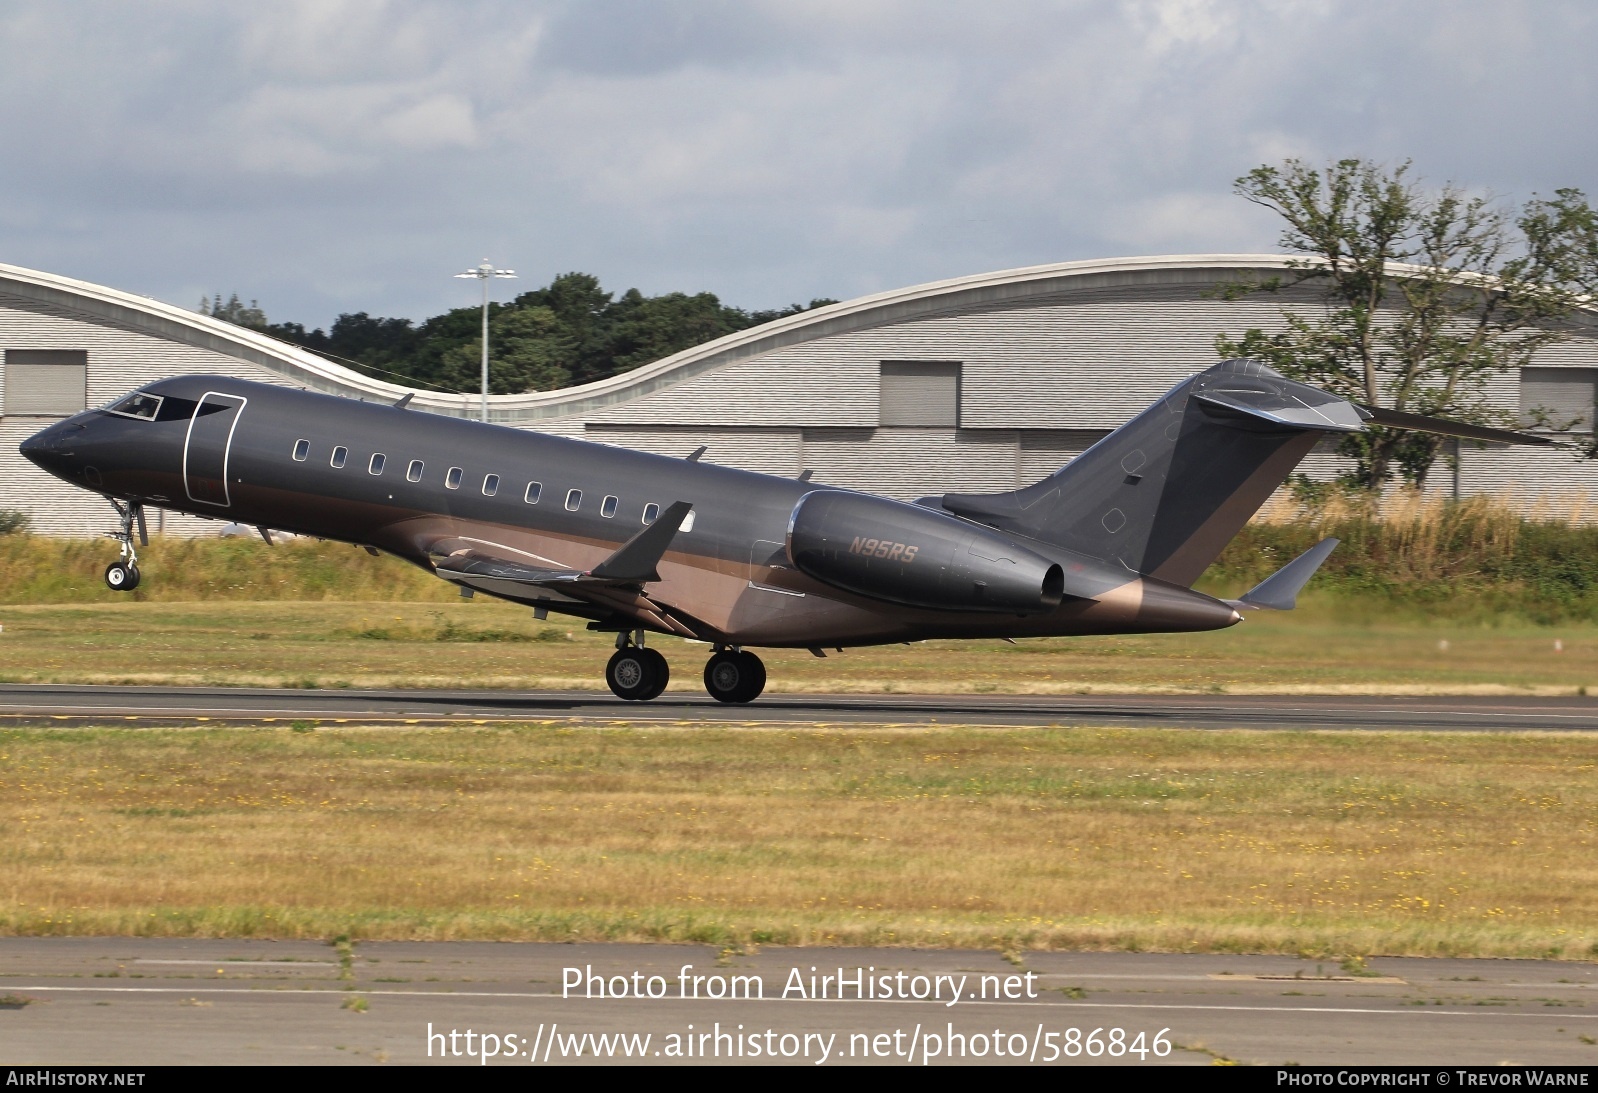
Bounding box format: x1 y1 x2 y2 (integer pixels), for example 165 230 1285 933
432 554 589 584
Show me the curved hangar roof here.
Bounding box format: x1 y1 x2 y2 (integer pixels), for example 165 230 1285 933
0 253 1318 424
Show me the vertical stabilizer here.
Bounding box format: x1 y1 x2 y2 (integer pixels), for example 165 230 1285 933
940 360 1364 587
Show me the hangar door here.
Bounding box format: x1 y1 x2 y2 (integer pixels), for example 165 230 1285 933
4 349 87 415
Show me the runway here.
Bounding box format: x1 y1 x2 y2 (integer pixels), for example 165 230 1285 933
2 938 1595 1066
2 682 1597 731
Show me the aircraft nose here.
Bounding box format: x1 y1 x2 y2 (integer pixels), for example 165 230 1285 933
19 420 76 474
19 424 54 464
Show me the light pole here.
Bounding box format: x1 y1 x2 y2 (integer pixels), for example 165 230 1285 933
454 259 517 422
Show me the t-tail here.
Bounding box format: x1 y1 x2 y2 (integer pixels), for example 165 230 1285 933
940 358 1546 589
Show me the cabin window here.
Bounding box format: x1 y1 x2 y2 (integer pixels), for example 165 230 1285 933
407 459 424 482
524 481 542 504
642 502 659 525
369 453 386 475
483 474 500 497
292 439 310 461
600 495 618 518
330 446 348 469
681 510 696 533
565 488 582 511
445 467 463 490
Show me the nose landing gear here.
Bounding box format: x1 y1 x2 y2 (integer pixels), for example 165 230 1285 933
102 499 147 592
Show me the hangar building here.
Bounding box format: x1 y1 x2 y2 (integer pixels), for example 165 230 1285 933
4 254 1596 537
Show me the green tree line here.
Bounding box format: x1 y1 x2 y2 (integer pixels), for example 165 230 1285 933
205 276 836 395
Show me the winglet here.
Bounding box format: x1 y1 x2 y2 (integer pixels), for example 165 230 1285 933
1225 537 1339 611
588 502 693 582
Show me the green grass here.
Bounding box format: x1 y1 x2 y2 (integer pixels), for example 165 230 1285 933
7 493 1598 622
6 496 1598 696
1206 494 1598 624
0 599 1596 694
0 535 453 605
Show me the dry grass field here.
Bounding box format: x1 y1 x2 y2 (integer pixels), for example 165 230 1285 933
1 599 1596 695
3 509 1595 959
3 723 1595 958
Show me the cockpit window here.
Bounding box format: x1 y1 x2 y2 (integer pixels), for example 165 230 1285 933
106 392 163 421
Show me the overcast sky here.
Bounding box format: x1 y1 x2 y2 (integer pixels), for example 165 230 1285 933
2 0 1593 328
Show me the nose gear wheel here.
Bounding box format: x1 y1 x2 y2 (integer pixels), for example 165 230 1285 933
104 561 140 591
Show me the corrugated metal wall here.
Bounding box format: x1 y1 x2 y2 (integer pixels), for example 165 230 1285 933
584 425 803 476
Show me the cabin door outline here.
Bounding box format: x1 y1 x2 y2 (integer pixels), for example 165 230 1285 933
183 392 248 506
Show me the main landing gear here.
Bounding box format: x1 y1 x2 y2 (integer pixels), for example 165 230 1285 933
703 648 766 704
605 633 670 702
602 632 766 704
102 499 147 592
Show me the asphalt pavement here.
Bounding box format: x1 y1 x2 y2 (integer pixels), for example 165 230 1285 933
3 939 1596 1066
3 683 1598 731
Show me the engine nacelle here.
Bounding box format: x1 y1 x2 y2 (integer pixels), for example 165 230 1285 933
786 491 1065 614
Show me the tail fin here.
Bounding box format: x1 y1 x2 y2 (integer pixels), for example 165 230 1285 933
941 360 1363 587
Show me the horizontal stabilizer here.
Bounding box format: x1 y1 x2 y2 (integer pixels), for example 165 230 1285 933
1225 537 1339 611
1357 405 1552 446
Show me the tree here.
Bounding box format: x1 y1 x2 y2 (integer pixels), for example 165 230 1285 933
244 275 841 396
199 293 268 330
1216 159 1596 490
437 305 575 393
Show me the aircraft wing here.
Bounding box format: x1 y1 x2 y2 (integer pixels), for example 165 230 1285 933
425 502 708 637
430 501 693 588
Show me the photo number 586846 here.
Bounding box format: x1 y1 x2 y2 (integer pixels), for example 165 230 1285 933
1041 1027 1172 1061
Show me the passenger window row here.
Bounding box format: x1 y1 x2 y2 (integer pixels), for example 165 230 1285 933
290 439 687 528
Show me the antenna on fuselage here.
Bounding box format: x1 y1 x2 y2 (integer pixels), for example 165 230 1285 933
685 446 707 462
392 392 414 409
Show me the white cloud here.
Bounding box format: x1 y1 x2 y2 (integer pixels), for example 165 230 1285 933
0 0 1594 326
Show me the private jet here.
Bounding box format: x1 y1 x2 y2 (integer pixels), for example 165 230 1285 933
20 359 1545 703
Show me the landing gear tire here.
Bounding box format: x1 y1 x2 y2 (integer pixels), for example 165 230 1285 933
606 647 666 701
704 650 766 704
635 648 669 701
104 561 140 592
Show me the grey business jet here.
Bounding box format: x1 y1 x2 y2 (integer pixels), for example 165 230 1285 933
20 359 1545 703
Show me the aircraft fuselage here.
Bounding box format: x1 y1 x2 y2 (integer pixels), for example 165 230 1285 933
20 375 1241 647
